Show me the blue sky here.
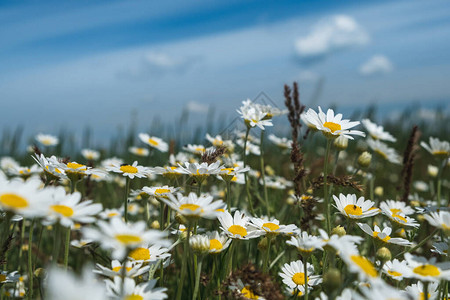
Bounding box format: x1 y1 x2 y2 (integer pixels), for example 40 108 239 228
0 0 449 143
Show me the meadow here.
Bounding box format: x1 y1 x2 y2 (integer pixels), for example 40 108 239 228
0 83 449 300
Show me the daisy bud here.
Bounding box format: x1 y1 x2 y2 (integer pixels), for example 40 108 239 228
333 135 348 150
374 186 384 197
175 213 187 225
265 165 275 176
331 225 346 237
427 165 438 177
34 268 47 279
323 268 341 293
286 197 295 205
357 151 372 168
376 247 392 263
190 235 210 255
150 220 160 229
257 237 269 252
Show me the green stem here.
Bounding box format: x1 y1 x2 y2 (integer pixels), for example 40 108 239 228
18 220 26 273
52 224 61 263
395 228 438 258
192 257 203 300
124 177 130 223
63 227 71 269
303 256 309 300
243 127 254 214
424 281 429 300
262 237 271 273
176 225 191 300
226 181 232 212
324 140 332 234
27 220 35 300
160 201 165 230
260 130 270 217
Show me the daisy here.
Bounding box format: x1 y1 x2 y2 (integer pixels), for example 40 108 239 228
128 244 171 263
285 285 309 298
106 161 150 179
405 281 439 300
382 259 410 281
183 144 206 155
82 217 170 259
333 193 379 219
230 279 265 300
0 157 19 173
367 138 401 164
279 260 322 289
35 133 59 147
379 200 415 216
206 231 231 254
176 161 223 183
381 206 419 228
402 253 450 282
98 208 122 220
237 103 273 130
32 154 67 180
286 232 325 254
105 277 167 300
431 241 448 256
94 260 150 278
268 134 292 150
189 234 211 255
205 133 234 149
318 229 363 254
161 192 224 220
421 137 450 158
236 139 261 155
301 107 365 139
151 165 182 181
101 157 124 168
339 249 379 280
423 211 450 233
81 149 100 161
249 217 298 237
219 166 250 182
359 281 408 300
58 161 105 181
357 223 412 246
138 133 169 152
142 185 179 199
0 270 20 283
218 210 261 240
7 164 41 179
70 238 93 248
44 188 102 228
129 146 149 157
361 119 396 142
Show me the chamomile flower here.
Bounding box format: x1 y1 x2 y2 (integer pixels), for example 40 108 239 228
379 200 415 216
142 185 178 199
128 244 171 263
101 157 124 168
249 217 298 237
161 192 224 220
129 146 149 157
0 157 19 173
183 144 206 155
279 260 322 289
287 232 325 254
7 164 41 179
367 138 401 164
402 253 450 282
176 161 223 183
423 211 450 234
33 154 67 180
82 217 170 259
107 161 150 179
361 119 396 142
205 133 234 149
381 206 419 228
357 223 412 246
333 193 379 219
237 105 273 130
268 134 292 150
421 137 450 158
230 279 265 299
382 259 410 281
404 282 439 300
301 107 365 139
206 231 231 254
236 139 261 155
285 285 308 298
99 208 122 220
219 166 250 182
138 133 169 152
218 210 261 240
94 260 150 278
359 281 407 300
36 133 59 147
105 277 167 300
58 161 104 180
431 242 448 256
81 149 100 161
339 249 379 280
44 188 102 228
318 229 363 254
0 271 20 283
70 238 93 248
151 165 182 181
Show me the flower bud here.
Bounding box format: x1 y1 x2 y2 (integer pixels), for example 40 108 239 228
376 247 392 263
175 213 187 225
427 165 438 177
357 151 372 168
258 237 269 252
150 220 160 229
190 235 210 255
323 268 341 293
334 136 348 150
331 225 346 237
374 186 384 197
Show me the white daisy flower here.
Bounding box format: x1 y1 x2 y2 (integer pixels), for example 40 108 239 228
236 138 261 155
101 157 124 168
284 285 309 298
218 166 250 182
35 133 59 147
98 208 122 220
161 192 224 220
218 210 261 240
151 165 182 181
106 161 150 179
279 260 322 289
230 279 265 299
423 211 450 233
94 260 150 278
357 223 412 246
404 281 439 300
249 217 298 237
339 249 379 280
138 133 169 152
58 161 105 180
301 106 365 139
237 104 273 130
318 229 363 255
81 149 100 161
379 200 415 216
32 154 67 180
128 244 171 263
421 137 450 158
183 144 207 155
286 232 325 254
0 157 20 173
206 231 231 254
359 281 408 300
381 206 419 228
361 119 396 142
142 185 179 199
367 138 401 164
129 146 149 157
176 161 223 182
205 133 234 149
82 217 170 259
333 193 379 219
268 134 292 150
402 253 450 282
0 271 20 283
431 241 448 256
105 277 167 300
70 238 93 248
382 259 410 281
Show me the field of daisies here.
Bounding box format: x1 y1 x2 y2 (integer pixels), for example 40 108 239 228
0 84 449 300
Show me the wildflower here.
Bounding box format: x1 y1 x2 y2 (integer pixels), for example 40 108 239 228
339 249 379 280
189 234 211 255
128 244 171 263
183 144 206 155
205 133 234 149
420 136 450 158
129 146 149 157
381 206 419 228
105 277 167 299
318 229 363 254
279 260 322 289
357 151 372 168
219 166 250 182
35 133 59 147
81 149 100 161
206 231 231 254
382 259 410 281
367 138 401 164
423 211 450 234
33 154 67 180
58 161 104 181
106 161 150 179
101 157 124 168
333 193 379 219
359 281 408 300
236 138 261 155
142 185 179 199
98 208 122 220
151 165 182 181
218 210 261 240
361 119 396 142
94 260 150 278
138 133 169 152
357 223 412 246
268 134 292 150
162 192 224 221
176 161 223 183
287 232 325 254
0 271 20 283
237 102 273 130
379 200 415 216
404 282 439 300
431 242 448 256
230 279 265 299
301 107 365 139
401 253 450 282
333 135 348 150
250 217 298 237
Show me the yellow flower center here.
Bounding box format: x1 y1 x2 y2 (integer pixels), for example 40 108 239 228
0 193 29 209
179 204 201 211
392 214 407 223
375 150 388 160
292 272 309 285
209 239 223 251
125 294 143 300
390 208 401 214
195 147 205 153
216 208 225 212
344 204 363 216
51 205 74 217
262 222 280 232
323 122 341 133
432 150 448 156
373 231 391 242
115 234 142 244
107 212 118 217
387 270 402 277
221 168 234 174
0 274 6 282
154 188 171 195
420 292 431 300
136 148 146 155
67 162 86 170
120 165 138 174
112 266 132 273
413 264 440 277
129 247 150 261
228 225 247 237
241 286 258 299
350 255 377 277
148 138 159 146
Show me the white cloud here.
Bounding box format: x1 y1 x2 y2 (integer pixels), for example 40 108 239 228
185 101 209 113
294 15 369 58
359 55 393 76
